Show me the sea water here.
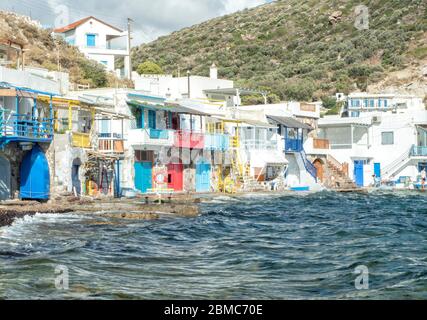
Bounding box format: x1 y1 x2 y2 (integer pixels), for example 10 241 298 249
0 191 426 299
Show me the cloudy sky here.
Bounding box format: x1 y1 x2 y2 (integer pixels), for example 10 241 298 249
1 0 272 44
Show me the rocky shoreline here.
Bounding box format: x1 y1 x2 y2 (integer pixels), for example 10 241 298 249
0 195 201 228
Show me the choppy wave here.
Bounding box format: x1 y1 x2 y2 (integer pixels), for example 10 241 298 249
0 191 426 299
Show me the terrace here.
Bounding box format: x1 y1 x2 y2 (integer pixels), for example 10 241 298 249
0 84 55 147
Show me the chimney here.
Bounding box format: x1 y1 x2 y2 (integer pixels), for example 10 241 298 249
210 63 218 79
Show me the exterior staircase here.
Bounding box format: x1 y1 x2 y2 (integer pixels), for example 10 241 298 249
324 156 358 190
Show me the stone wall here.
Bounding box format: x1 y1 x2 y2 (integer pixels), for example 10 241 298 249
0 143 25 198
184 166 196 192
51 133 88 195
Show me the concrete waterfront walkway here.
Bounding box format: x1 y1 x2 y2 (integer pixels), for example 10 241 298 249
0 194 201 228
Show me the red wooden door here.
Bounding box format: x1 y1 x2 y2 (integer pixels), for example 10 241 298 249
168 163 183 191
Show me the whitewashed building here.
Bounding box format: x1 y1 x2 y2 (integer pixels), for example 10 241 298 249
133 64 234 101
54 16 131 79
315 93 427 188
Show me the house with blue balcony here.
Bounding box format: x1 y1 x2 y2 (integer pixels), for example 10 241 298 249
316 92 427 189
266 115 319 190
343 92 425 118
0 82 56 201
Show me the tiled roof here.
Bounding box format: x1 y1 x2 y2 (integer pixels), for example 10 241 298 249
53 16 123 33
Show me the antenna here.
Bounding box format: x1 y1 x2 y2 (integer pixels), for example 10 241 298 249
127 18 133 81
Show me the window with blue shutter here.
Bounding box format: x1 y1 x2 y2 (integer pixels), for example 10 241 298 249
86 34 96 47
148 110 156 129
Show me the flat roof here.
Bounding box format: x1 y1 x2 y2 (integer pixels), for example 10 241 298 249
203 88 267 96
318 117 372 127
267 115 313 130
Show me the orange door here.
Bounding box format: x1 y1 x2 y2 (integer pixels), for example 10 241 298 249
313 160 324 182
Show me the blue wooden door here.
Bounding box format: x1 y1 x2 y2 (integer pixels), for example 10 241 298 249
196 162 211 192
134 162 152 193
20 145 50 200
374 163 381 178
354 161 364 187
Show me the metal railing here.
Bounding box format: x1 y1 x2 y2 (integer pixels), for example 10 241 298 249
300 149 317 181
382 146 413 179
411 146 427 157
98 132 119 138
285 138 303 152
149 128 170 140
242 139 278 150
0 110 53 140
205 133 230 151
174 130 205 149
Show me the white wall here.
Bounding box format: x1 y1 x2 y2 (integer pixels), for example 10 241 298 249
320 110 427 184
0 66 62 95
134 75 234 100
62 18 129 77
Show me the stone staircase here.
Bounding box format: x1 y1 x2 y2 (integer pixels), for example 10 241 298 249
323 158 358 190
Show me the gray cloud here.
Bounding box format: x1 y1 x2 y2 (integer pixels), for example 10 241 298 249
0 0 269 44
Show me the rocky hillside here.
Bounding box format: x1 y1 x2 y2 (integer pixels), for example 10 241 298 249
133 0 427 102
0 11 126 88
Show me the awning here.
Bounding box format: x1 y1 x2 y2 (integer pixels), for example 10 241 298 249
128 99 210 116
267 115 312 130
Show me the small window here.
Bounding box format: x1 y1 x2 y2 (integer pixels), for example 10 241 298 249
382 132 394 145
100 60 108 66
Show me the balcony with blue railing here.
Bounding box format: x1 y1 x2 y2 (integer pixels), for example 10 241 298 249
204 133 230 151
0 110 53 145
411 145 427 157
149 128 170 140
285 138 303 153
129 126 175 148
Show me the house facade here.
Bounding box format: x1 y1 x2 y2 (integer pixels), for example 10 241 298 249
313 93 427 188
54 16 131 79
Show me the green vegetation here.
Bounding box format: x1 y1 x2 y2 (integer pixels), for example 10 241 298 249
137 60 164 75
80 59 108 87
0 11 126 88
132 0 427 102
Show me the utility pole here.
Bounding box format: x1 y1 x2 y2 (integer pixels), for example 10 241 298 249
187 70 191 98
127 18 133 81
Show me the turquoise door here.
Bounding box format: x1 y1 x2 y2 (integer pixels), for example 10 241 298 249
134 162 152 193
354 161 364 187
196 162 211 192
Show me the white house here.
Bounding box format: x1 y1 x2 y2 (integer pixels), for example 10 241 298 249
133 64 234 101
343 92 424 117
316 92 427 188
54 16 130 79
